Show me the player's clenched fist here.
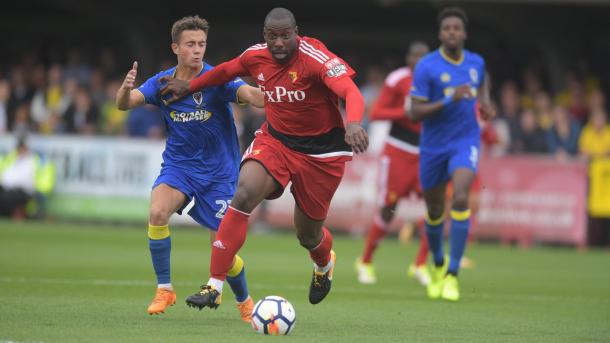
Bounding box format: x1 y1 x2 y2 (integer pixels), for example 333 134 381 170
452 84 473 101
122 61 138 90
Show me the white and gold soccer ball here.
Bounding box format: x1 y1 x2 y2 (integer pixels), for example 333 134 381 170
251 295 296 335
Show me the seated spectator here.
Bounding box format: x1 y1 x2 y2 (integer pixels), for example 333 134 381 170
546 105 581 160
533 91 553 130
100 80 128 135
510 109 548 154
0 135 56 219
62 87 99 135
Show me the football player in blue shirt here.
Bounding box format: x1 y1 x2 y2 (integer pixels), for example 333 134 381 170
409 7 495 301
116 15 264 321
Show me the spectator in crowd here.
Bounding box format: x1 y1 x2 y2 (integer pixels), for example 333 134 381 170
579 108 610 161
533 91 553 130
7 67 33 130
555 72 588 125
0 135 56 219
578 108 610 247
0 79 10 133
587 88 606 116
491 81 522 156
520 68 544 110
510 109 548 154
12 103 34 134
100 80 127 135
546 104 581 160
63 87 99 134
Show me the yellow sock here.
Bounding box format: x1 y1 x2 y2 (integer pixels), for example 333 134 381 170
227 254 244 277
148 224 170 240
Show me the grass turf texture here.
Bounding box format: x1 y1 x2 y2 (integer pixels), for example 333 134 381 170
1 220 609 342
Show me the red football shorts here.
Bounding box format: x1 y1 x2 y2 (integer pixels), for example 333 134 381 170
242 128 351 221
377 143 420 207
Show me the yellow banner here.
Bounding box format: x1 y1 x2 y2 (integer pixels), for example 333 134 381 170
588 158 610 217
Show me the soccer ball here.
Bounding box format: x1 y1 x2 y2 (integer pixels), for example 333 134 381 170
251 295 296 335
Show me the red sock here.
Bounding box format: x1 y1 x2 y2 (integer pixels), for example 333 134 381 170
361 216 387 264
309 227 333 267
415 219 429 266
210 207 250 281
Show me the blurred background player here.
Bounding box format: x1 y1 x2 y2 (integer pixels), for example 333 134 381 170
355 41 431 286
409 7 495 301
115 16 264 320
158 7 368 309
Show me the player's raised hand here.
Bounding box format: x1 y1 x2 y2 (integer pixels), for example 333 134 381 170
478 101 496 120
452 84 473 101
121 61 138 90
158 75 190 105
345 122 369 154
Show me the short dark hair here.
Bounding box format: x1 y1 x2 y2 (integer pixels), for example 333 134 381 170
171 16 209 43
264 7 296 27
437 7 468 27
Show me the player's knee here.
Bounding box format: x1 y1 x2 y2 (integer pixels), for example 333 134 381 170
149 206 171 226
426 203 444 220
452 191 470 210
231 187 255 212
296 231 320 250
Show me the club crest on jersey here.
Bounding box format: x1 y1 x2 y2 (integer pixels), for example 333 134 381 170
192 91 203 106
441 72 451 83
288 71 298 83
469 68 479 83
325 58 347 78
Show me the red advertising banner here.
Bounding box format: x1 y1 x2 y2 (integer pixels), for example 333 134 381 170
477 156 588 247
260 154 588 247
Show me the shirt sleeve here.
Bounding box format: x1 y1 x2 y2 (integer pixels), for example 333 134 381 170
137 74 161 106
220 77 247 103
410 61 431 101
300 38 357 88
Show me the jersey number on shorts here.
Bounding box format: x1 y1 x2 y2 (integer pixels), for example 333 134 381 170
469 146 479 168
215 199 232 219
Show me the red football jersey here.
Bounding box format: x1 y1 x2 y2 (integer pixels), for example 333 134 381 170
239 36 356 137
370 67 421 151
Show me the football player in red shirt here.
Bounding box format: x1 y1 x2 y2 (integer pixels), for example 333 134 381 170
355 42 432 286
159 7 368 309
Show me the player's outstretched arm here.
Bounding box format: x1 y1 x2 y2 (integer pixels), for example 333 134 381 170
477 72 496 120
159 57 249 105
327 77 369 154
116 61 145 110
236 85 265 108
409 84 472 122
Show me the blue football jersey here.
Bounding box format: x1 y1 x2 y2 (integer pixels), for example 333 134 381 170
410 49 485 150
137 63 246 182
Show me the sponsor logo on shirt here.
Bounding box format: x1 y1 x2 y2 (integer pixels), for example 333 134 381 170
260 85 306 103
258 73 265 81
169 109 212 122
324 57 347 78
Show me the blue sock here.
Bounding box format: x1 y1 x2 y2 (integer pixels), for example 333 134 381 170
148 224 171 284
226 255 249 302
448 209 471 275
425 213 445 266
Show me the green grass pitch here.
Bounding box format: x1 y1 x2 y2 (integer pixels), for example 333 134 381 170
1 220 609 342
